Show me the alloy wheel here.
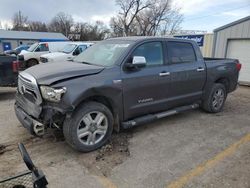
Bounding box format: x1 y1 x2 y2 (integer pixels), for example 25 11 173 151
77 111 108 146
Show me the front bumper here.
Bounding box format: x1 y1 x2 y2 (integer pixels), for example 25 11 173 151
15 104 45 136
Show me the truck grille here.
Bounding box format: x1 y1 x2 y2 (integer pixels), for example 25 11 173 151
18 72 42 105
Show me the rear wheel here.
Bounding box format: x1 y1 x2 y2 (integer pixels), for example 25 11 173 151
202 83 227 113
63 102 113 152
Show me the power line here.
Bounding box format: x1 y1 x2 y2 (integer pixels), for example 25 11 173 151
184 4 250 22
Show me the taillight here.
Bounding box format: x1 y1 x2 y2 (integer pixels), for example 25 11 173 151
12 61 20 73
236 60 242 71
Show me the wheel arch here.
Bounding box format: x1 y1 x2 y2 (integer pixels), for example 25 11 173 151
214 77 230 93
74 95 120 132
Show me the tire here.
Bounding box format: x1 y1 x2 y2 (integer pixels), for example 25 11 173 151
202 83 227 113
27 59 38 68
63 101 114 152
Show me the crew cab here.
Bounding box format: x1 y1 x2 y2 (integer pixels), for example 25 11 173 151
18 41 69 69
15 37 241 152
39 42 94 63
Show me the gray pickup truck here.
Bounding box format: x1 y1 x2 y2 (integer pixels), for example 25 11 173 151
15 37 241 152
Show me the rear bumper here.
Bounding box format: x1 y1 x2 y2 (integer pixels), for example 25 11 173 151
15 104 44 136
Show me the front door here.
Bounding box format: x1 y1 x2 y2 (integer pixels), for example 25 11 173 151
122 41 171 120
34 43 50 60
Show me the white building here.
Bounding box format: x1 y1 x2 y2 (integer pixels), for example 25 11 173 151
213 16 250 85
0 30 68 53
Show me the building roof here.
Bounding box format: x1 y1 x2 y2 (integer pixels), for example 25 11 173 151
214 16 250 32
0 30 68 40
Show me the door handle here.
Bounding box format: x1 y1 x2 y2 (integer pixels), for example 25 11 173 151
197 67 205 72
159 72 170 76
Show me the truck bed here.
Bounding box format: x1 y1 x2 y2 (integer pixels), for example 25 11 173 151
204 57 237 63
204 57 239 93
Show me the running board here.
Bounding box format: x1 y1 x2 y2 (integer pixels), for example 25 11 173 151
122 103 199 129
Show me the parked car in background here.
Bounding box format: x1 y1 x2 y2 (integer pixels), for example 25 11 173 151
4 45 30 56
18 41 70 69
15 37 241 152
40 42 94 63
0 54 19 86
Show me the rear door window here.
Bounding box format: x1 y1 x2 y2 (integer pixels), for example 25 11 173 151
167 42 196 64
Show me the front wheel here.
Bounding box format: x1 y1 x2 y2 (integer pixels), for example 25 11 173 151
27 59 38 68
202 83 227 113
63 102 113 152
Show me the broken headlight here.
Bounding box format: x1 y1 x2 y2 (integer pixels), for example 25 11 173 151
40 86 66 102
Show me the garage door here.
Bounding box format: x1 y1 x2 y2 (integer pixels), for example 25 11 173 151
226 39 250 84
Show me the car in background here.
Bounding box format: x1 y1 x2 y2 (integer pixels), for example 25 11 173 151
18 41 70 69
4 45 30 56
0 54 19 86
40 42 94 63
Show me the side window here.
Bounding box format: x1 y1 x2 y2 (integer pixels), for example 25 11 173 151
73 45 87 56
167 42 196 64
132 42 163 66
78 45 87 53
35 43 49 52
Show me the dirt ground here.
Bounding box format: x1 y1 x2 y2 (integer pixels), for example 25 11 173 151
0 86 249 188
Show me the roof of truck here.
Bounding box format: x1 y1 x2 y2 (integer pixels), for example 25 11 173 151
106 36 194 43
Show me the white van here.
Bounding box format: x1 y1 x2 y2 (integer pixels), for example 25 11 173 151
19 41 70 67
39 42 94 63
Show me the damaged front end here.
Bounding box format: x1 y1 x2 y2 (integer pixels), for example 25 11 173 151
15 72 68 137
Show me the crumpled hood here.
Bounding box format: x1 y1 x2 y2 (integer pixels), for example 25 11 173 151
25 61 104 85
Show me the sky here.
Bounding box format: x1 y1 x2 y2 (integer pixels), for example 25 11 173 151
0 0 249 32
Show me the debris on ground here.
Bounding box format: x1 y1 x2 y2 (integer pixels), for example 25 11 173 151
78 132 132 177
0 144 6 155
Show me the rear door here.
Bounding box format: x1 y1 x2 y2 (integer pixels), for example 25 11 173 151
166 41 206 107
122 41 171 120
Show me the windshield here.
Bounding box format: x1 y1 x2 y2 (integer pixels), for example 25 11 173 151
15 45 28 51
73 40 133 66
27 43 38 52
62 44 77 54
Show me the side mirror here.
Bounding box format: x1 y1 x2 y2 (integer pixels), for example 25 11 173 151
126 56 146 69
73 49 80 56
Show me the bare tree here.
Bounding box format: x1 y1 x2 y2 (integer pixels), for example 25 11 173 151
111 0 152 36
49 12 73 37
28 21 48 32
12 11 28 31
110 0 183 36
160 9 183 35
73 21 110 41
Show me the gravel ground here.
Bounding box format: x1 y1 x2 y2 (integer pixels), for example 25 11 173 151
0 86 249 188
